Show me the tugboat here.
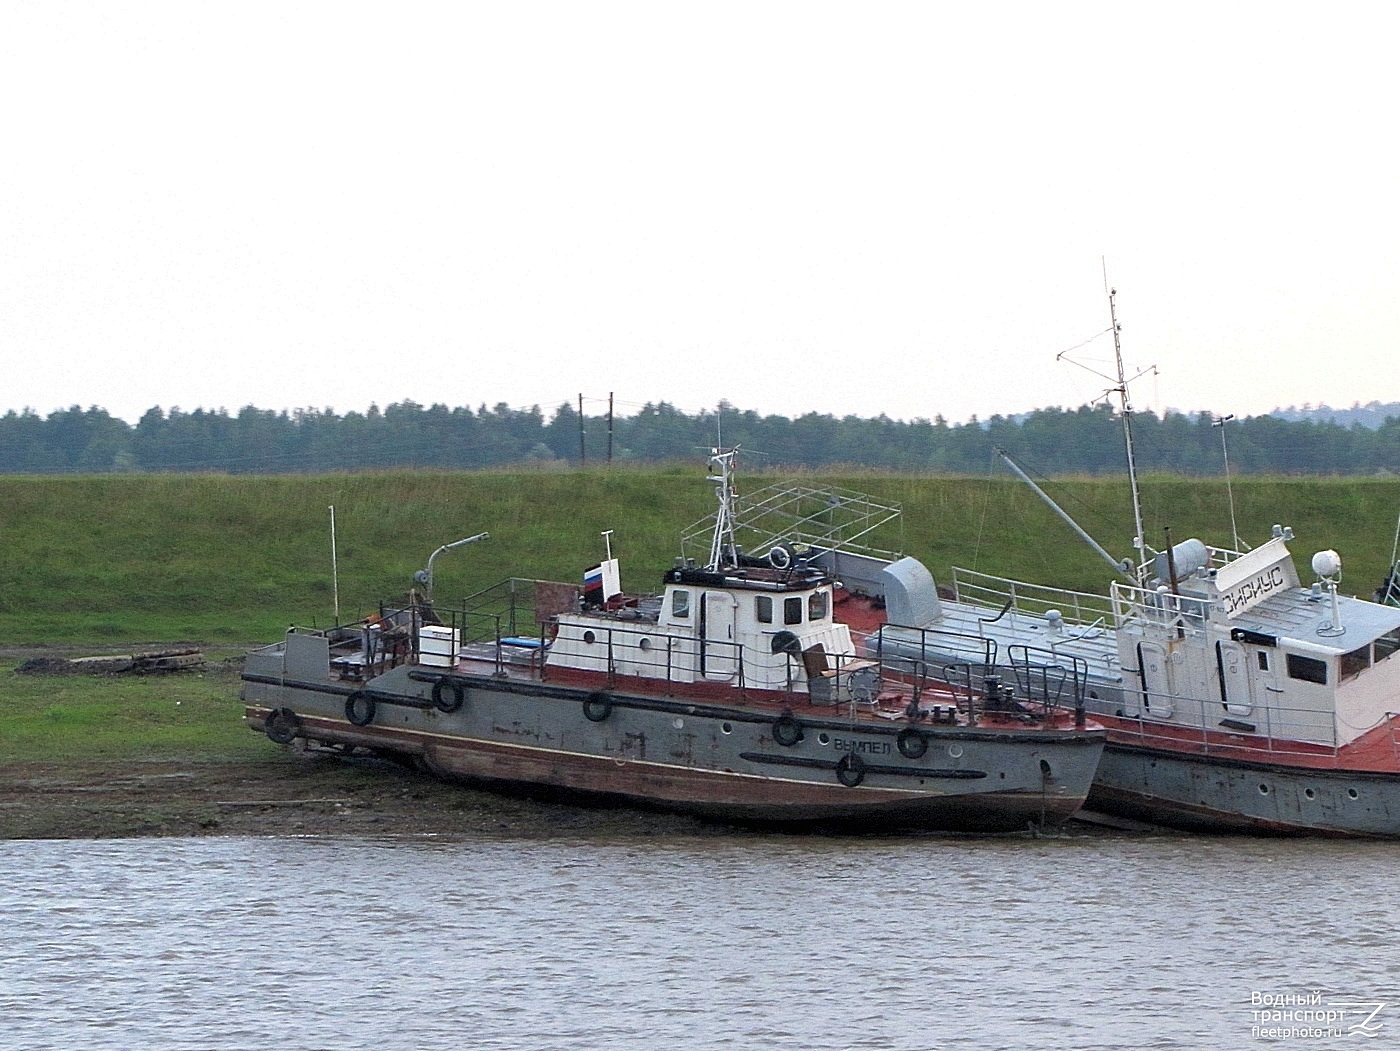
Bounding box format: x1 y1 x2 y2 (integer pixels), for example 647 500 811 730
240 450 1105 832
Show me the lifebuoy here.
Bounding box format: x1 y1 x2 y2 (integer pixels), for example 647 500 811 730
896 727 928 759
772 711 803 747
836 752 866 788
583 692 613 722
770 630 802 656
431 677 466 713
265 707 301 744
345 691 376 727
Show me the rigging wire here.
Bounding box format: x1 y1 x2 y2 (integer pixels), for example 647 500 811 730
969 448 1000 573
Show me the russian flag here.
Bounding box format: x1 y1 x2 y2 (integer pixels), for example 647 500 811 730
583 563 605 606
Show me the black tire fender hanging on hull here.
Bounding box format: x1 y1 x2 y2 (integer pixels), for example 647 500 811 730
345 691 376 727
265 707 301 744
583 692 614 722
835 752 866 788
772 711 803 747
896 727 928 759
431 677 467 713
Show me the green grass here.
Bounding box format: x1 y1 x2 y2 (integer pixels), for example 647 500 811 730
3 468 1400 772
2 468 1399 644
0 659 263 762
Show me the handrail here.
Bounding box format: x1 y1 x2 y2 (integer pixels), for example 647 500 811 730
1112 676 1351 764
949 566 1116 627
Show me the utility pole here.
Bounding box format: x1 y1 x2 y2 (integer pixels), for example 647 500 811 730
578 393 586 466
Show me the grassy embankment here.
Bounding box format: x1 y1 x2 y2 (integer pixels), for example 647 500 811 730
2 469 1398 796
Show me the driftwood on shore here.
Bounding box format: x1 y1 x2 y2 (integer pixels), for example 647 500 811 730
14 648 206 676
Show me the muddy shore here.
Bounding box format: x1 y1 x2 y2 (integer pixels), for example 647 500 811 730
0 750 734 841
1 643 725 841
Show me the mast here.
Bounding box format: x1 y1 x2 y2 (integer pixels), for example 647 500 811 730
706 447 739 570
1108 287 1147 580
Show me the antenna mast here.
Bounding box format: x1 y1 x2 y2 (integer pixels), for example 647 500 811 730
706 448 739 570
1107 287 1147 579
1213 413 1244 551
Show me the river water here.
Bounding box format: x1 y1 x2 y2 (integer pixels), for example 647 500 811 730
1 828 1396 1050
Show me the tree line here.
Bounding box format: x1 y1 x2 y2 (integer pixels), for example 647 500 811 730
1 399 1398 476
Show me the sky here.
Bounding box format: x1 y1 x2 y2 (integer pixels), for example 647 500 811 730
3 2 1398 427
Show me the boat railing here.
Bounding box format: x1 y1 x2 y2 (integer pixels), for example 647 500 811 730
870 624 1086 725
1378 562 1400 607
554 617 751 693
457 577 563 642
872 622 998 668
1109 580 1214 635
1136 542 1247 581
1007 645 1088 727
949 567 1115 633
1111 681 1351 764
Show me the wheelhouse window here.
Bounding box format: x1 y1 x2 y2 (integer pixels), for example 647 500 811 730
671 590 690 618
808 589 829 621
1376 629 1400 663
784 596 803 625
1341 644 1372 680
1286 653 1328 685
755 595 773 624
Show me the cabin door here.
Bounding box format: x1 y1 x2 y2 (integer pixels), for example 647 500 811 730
1135 641 1176 718
1215 640 1255 716
698 591 738 681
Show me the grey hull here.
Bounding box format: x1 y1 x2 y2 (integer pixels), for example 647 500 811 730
243 663 1104 834
1088 745 1400 837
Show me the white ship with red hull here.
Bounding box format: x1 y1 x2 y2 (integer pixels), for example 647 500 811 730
851 286 1400 836
900 531 1400 836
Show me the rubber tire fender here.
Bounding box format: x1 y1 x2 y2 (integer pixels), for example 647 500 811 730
265 707 301 745
583 692 613 722
772 711 803 747
345 691 376 727
431 677 466 713
896 726 928 760
836 752 866 788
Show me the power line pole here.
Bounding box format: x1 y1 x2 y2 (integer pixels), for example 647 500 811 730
577 393 585 466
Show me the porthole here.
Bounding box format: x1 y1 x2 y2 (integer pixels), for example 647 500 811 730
1258 783 1270 795
1304 788 1316 800
672 717 684 730
818 732 831 745
721 722 733 734
948 744 964 759
1348 788 1359 799
639 637 652 652
582 630 597 645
